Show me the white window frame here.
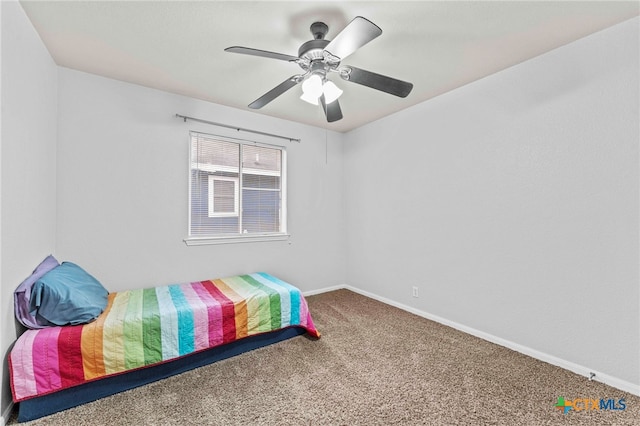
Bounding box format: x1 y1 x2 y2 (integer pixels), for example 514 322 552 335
207 176 239 218
185 131 289 246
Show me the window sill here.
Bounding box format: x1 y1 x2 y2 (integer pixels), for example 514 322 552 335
184 233 290 246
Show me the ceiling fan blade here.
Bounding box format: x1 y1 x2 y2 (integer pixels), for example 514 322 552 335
320 95 343 123
341 66 413 98
324 16 382 61
249 77 300 109
225 46 299 62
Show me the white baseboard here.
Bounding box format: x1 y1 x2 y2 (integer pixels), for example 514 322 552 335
309 284 640 397
1 402 14 426
303 284 346 297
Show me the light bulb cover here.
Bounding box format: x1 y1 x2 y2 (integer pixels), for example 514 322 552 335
301 74 323 98
322 80 343 104
300 91 319 105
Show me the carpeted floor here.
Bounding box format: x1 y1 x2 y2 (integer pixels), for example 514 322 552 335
9 289 640 425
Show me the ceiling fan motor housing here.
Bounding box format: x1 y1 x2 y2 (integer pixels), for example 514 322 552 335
298 38 329 61
298 21 340 78
299 21 333 62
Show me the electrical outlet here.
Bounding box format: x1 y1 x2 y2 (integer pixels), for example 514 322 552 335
412 286 419 298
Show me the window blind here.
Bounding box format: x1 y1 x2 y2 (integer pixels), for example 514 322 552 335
189 132 286 238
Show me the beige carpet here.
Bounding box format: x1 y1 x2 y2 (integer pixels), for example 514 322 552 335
9 289 640 425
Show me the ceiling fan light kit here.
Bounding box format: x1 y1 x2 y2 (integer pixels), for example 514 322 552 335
225 16 413 123
300 75 343 105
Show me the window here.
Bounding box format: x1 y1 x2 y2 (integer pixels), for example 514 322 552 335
187 131 287 244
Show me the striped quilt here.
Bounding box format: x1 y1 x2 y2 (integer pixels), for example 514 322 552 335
10 272 319 402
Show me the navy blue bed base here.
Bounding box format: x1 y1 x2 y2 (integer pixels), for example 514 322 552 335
18 327 306 422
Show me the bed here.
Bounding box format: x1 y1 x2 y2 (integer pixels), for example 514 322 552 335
9 270 320 422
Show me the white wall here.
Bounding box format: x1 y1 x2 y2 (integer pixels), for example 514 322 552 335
56 68 346 293
0 0 58 421
344 17 639 389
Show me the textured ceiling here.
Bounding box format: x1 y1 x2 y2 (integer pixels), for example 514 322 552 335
19 1 640 132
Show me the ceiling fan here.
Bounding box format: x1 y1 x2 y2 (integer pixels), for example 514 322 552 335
225 16 413 123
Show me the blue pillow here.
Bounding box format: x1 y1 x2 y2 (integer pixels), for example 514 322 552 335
29 262 109 326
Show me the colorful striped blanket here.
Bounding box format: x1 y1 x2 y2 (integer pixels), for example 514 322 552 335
10 272 319 402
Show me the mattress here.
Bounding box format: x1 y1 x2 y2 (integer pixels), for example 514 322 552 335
10 272 319 403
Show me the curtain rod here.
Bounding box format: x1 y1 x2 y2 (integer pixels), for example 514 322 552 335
175 114 301 143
